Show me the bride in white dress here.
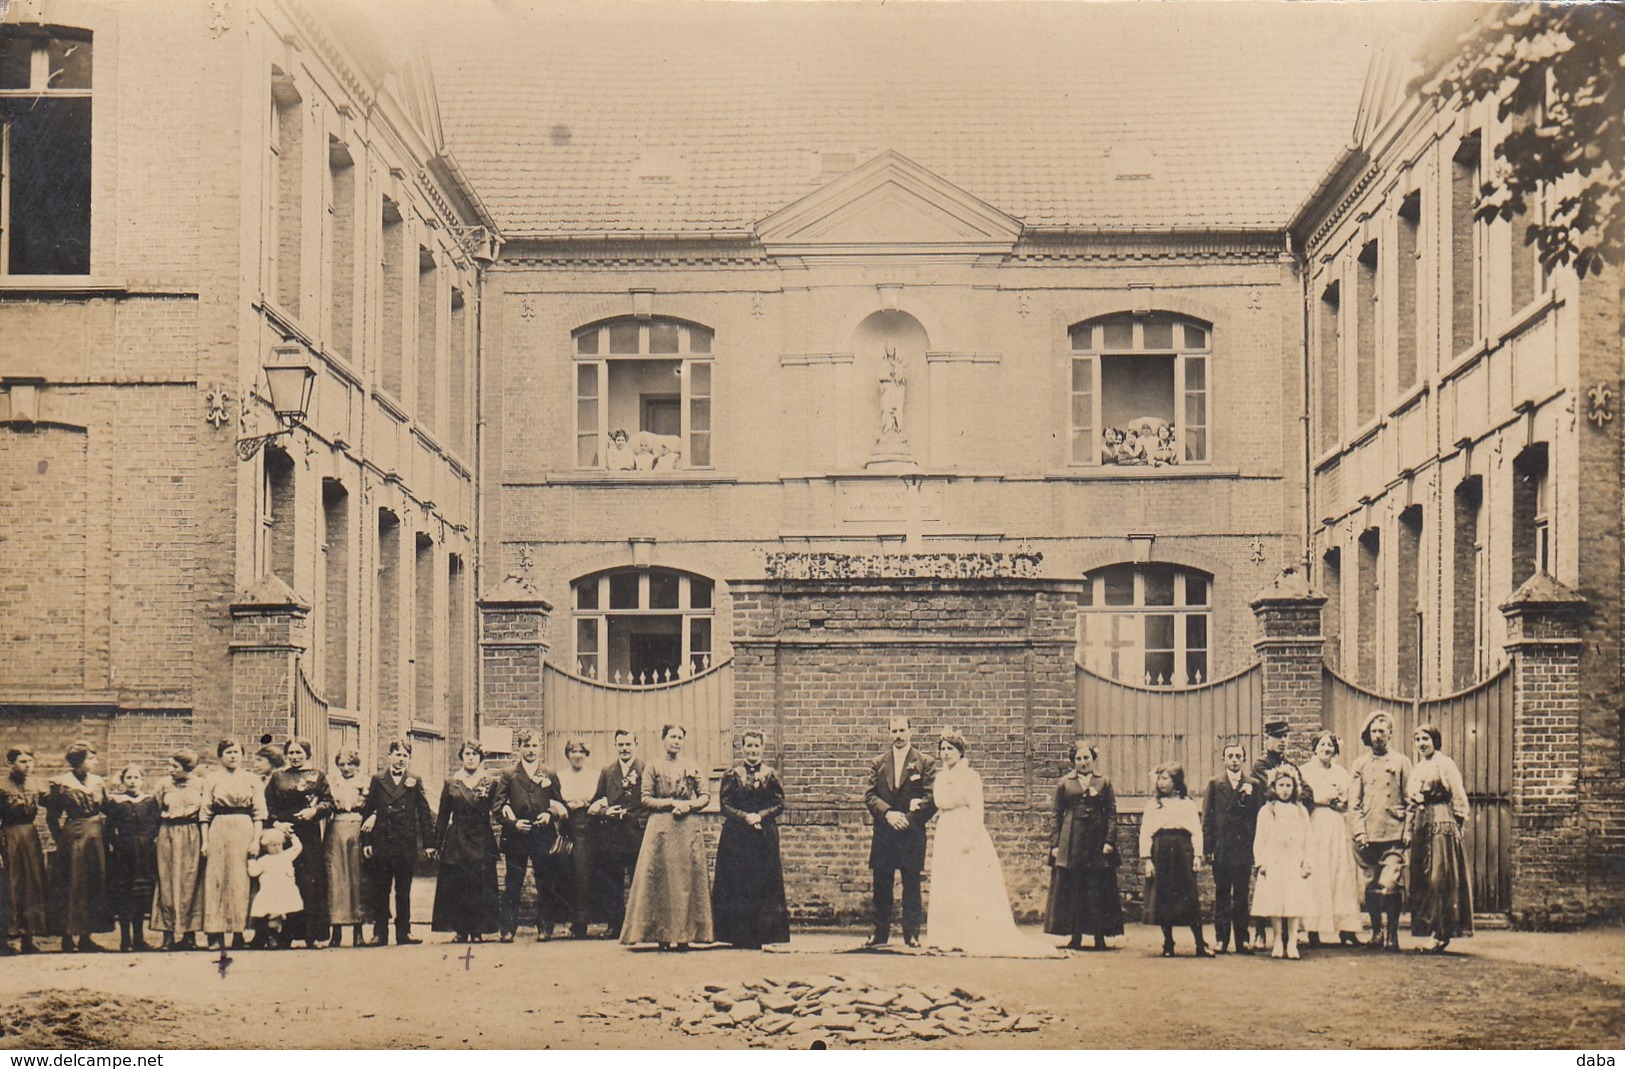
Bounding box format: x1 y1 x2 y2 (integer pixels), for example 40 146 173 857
926 730 1063 958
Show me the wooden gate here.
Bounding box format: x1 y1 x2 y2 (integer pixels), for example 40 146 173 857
1321 665 1513 914
542 658 735 779
1077 660 1264 804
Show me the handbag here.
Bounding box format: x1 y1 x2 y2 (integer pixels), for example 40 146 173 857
548 832 574 858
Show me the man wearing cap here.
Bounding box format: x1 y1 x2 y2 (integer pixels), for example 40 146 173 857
1350 711 1411 951
1248 719 1309 949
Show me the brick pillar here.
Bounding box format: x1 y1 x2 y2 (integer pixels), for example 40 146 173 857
1250 565 1328 765
1501 572 1589 928
477 577 552 751
230 575 310 747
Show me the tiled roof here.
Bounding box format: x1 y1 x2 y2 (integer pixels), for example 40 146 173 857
427 2 1395 238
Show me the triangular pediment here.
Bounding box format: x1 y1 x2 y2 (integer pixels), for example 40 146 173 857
757 150 1022 255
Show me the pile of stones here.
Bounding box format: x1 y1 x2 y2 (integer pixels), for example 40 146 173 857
614 975 1050 1044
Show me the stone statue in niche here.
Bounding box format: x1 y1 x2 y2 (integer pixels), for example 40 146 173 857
866 344 917 470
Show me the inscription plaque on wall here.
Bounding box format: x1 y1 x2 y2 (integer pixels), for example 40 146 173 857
837 480 944 523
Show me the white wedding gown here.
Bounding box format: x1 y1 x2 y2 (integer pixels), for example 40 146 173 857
926 761 1064 958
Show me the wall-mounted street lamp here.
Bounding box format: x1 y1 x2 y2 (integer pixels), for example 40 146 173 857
237 344 317 461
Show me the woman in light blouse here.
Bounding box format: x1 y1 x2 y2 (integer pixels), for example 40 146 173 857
1408 724 1473 953
325 749 369 947
152 749 205 951
1139 762 1212 958
202 738 268 950
556 739 599 939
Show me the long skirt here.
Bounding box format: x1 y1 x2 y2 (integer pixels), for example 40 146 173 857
153 823 204 934
1409 804 1474 940
564 808 594 927
284 819 330 942
2 823 49 935
711 821 789 948
203 814 255 934
108 832 157 921
52 817 113 935
621 812 713 946
1143 829 1202 927
1043 863 1125 938
325 818 367 925
1303 807 1363 937
432 859 499 935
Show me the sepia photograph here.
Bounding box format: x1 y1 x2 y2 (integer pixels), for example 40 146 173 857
0 0 1623 1053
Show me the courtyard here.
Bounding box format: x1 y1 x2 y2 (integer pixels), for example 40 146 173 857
2 926 1621 1050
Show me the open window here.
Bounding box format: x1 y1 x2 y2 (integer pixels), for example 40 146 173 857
1068 312 1209 466
574 317 714 472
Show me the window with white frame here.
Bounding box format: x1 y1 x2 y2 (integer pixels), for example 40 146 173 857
0 30 92 275
574 317 713 472
1078 563 1210 688
1068 312 1209 466
572 567 715 684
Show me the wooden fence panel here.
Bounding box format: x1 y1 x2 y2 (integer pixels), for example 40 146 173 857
1320 665 1512 913
543 659 735 779
1077 662 1263 803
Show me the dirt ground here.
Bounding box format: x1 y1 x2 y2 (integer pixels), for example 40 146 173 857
2 926 1623 1050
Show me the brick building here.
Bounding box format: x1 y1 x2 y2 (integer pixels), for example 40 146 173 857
3 1 1620 925
0 0 489 803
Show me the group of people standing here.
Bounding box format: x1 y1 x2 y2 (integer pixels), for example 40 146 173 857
3 709 1474 958
1130 713 1475 959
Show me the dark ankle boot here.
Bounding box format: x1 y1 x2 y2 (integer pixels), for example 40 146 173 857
1093 933 1108 951
132 919 149 951
118 919 132 952
1160 926 1175 957
1192 926 1214 957
160 932 175 952
330 925 344 947
1214 922 1231 953
1385 910 1402 952
78 935 105 953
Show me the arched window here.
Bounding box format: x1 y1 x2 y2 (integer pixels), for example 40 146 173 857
1067 312 1209 466
573 317 714 472
1078 563 1210 688
572 567 715 684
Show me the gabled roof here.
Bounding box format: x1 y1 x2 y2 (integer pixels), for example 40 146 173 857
426 2 1405 239
757 150 1022 255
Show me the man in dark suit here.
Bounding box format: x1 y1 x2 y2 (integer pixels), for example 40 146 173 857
493 729 568 942
863 714 936 948
587 728 645 940
1202 742 1263 954
360 738 436 946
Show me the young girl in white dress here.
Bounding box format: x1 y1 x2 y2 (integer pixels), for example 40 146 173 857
1251 769 1313 959
926 729 1061 958
248 827 303 947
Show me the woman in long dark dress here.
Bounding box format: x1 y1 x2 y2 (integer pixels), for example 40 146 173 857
1139 762 1212 958
556 739 598 938
1 746 48 955
432 740 499 942
262 737 332 948
1044 741 1124 950
621 723 713 949
1408 724 1473 953
711 731 789 949
45 741 114 952
105 764 160 951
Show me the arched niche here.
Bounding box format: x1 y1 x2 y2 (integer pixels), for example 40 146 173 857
850 310 930 470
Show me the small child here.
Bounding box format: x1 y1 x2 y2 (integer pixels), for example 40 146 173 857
1251 770 1314 960
1140 762 1213 958
248 827 303 948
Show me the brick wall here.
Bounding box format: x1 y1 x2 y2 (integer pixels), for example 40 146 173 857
729 576 1081 922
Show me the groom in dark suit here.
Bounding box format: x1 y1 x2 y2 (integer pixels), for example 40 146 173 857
864 715 936 947
361 738 437 946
